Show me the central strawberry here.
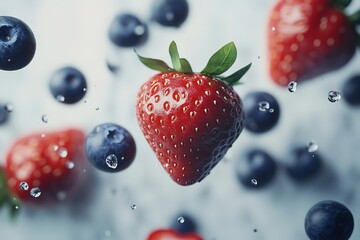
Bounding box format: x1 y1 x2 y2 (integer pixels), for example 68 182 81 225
136 41 251 185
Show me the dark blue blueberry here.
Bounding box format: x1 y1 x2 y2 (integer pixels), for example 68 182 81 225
236 149 277 189
285 147 322 182
85 123 136 173
243 91 280 133
108 13 148 47
151 0 189 27
49 66 87 104
0 104 10 125
305 200 354 240
0 16 36 70
170 213 197 234
342 75 360 106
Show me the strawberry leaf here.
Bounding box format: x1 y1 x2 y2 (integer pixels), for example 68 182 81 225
169 41 182 72
201 42 237 76
0 167 20 218
221 63 252 84
331 0 352 10
180 58 193 73
135 50 174 72
348 9 360 25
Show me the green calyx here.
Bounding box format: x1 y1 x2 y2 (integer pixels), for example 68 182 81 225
331 0 352 10
135 41 251 85
0 167 20 219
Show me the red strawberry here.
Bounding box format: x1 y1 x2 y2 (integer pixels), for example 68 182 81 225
136 41 251 185
0 128 87 210
147 229 204 240
267 0 359 86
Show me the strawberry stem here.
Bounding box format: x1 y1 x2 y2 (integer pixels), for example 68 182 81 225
331 0 352 10
0 167 20 218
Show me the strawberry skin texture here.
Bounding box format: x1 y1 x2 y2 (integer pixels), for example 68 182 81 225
5 129 86 203
268 0 357 86
147 229 204 240
136 72 244 186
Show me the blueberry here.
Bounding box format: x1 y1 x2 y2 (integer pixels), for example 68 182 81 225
305 200 354 240
0 16 36 71
285 147 322 182
342 75 360 106
49 66 87 104
0 104 10 125
236 149 277 189
170 213 197 234
85 123 136 173
151 0 189 27
108 13 148 47
243 91 280 133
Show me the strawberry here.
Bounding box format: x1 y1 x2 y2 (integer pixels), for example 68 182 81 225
267 0 360 86
135 41 251 185
0 128 87 213
147 229 204 240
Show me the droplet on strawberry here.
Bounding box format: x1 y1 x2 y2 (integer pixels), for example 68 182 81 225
135 41 251 186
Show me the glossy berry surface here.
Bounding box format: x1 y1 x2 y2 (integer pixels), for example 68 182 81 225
236 149 277 189
108 13 148 47
243 91 280 133
85 123 136 173
0 16 36 71
4 129 87 203
305 200 354 240
151 0 189 27
0 104 9 124
285 147 322 182
342 75 360 106
170 213 197 234
49 66 87 104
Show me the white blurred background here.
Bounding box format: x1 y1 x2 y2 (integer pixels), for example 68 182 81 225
0 0 359 239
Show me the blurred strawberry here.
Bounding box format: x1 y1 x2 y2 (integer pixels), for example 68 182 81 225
147 229 204 240
267 0 359 86
0 128 87 214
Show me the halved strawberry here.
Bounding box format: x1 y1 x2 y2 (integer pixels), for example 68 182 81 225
0 128 87 214
267 0 360 86
147 229 204 240
135 41 251 185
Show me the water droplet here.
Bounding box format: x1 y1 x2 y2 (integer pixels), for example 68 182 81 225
41 114 48 123
106 154 118 169
5 103 13 112
95 107 100 111
328 90 341 103
307 141 318 153
253 229 258 233
57 191 67 201
271 26 276 31
14 205 19 210
83 87 87 92
56 95 65 102
131 204 137 210
269 108 274 113
257 56 261 59
177 217 185 224
104 230 112 237
134 25 145 35
66 161 74 169
52 145 59 151
19 182 29 191
30 187 41 198
251 179 258 186
41 133 46 138
288 81 297 92
58 148 68 158
258 101 270 112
